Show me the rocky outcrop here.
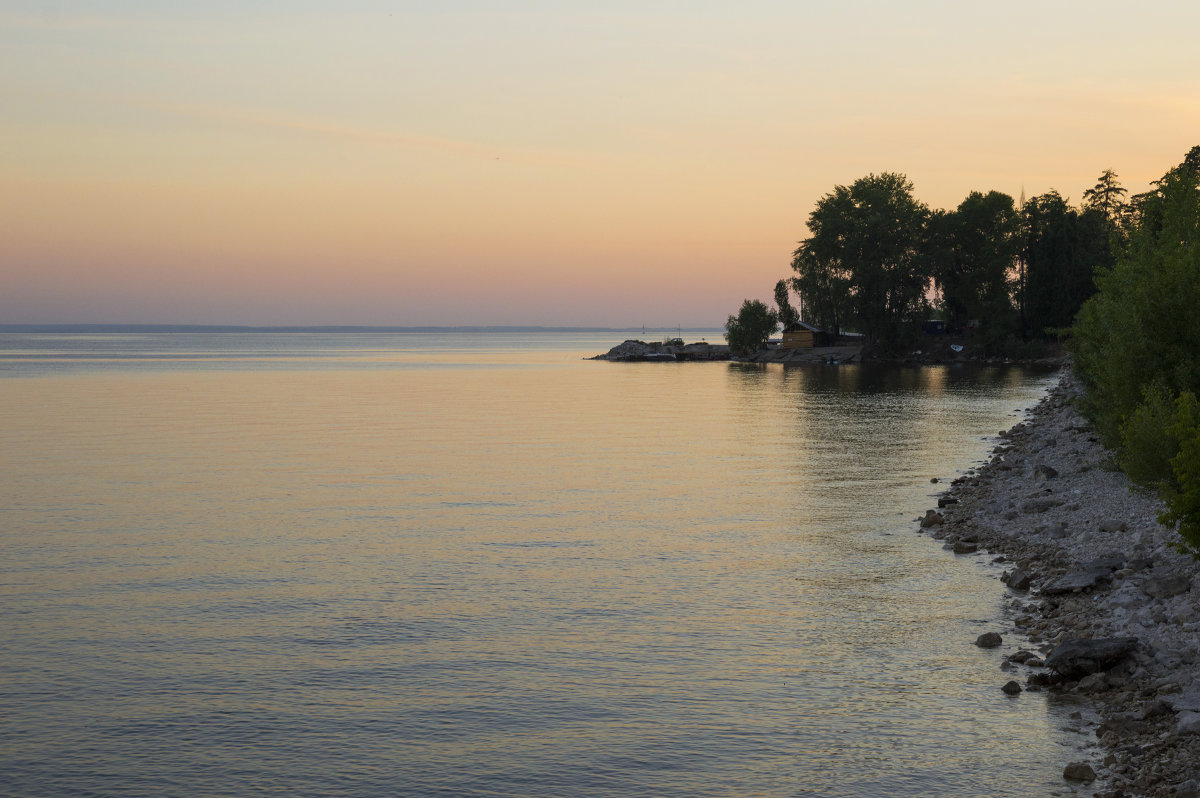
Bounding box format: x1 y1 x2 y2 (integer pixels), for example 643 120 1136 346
591 339 730 362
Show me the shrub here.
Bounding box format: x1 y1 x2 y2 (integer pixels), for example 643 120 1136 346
1160 391 1200 552
725 299 778 357
1119 384 1182 489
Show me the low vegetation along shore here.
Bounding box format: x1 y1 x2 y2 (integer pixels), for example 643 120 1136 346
923 372 1199 796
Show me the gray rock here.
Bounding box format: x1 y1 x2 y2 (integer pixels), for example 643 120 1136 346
1002 680 1022 694
952 540 978 554
937 497 958 507
1041 567 1114 595
1097 714 1145 737
976 632 1003 648
919 510 944 528
1099 520 1128 533
1177 711 1200 736
1027 671 1058 688
1009 649 1037 664
1033 463 1059 481
1143 574 1192 599
1141 699 1174 720
1021 498 1063 514
1003 567 1031 591
1173 780 1200 798
1063 762 1096 782
1045 522 1070 539
1084 556 1126 572
1045 637 1139 679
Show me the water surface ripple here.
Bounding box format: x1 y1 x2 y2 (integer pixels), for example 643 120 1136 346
0 333 1087 796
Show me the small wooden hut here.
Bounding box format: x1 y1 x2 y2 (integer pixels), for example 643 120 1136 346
780 321 830 349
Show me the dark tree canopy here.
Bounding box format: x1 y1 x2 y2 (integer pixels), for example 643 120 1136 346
1082 169 1128 222
931 190 1020 344
1020 191 1109 335
792 172 930 346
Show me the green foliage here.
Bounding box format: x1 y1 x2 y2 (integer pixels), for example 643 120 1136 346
774 279 799 330
791 173 930 346
1161 392 1200 552
725 299 778 357
1118 384 1180 488
1071 154 1200 447
1071 145 1200 552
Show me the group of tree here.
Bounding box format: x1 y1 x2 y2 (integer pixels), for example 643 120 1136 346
1071 146 1200 551
786 172 1120 353
726 145 1200 550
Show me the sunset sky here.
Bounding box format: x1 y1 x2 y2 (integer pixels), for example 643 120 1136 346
3 1 1198 327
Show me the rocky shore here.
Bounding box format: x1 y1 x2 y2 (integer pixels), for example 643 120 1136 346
922 372 1200 797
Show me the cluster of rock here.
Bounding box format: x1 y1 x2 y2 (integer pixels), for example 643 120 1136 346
919 374 1200 797
590 339 730 362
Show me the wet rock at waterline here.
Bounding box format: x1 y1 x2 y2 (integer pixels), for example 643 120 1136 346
1044 638 1138 679
975 632 1003 649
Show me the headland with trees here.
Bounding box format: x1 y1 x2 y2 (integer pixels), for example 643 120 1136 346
726 146 1200 551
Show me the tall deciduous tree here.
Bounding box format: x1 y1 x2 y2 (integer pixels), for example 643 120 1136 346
792 173 930 345
774 279 800 329
933 191 1021 342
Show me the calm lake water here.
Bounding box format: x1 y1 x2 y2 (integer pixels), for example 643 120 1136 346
0 332 1090 797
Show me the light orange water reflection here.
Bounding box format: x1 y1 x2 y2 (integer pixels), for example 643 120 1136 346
0 334 1091 797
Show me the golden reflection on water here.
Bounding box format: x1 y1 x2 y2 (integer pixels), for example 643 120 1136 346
0 338 1093 797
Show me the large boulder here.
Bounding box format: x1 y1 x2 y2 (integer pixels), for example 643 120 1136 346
1041 567 1114 595
1040 557 1124 595
1045 637 1138 679
1143 573 1192 599
975 632 1003 648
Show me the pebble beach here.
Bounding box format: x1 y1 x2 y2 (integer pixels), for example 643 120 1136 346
923 371 1200 797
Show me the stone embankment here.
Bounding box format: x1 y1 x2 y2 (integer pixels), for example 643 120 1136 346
921 373 1200 797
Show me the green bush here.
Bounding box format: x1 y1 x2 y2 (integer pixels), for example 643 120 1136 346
1072 156 1200 448
1071 146 1200 553
1160 391 1200 552
1118 384 1181 488
725 299 778 357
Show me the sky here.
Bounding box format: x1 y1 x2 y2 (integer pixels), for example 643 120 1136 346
3 1 1199 327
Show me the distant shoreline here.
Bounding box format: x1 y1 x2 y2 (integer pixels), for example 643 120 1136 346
0 324 725 335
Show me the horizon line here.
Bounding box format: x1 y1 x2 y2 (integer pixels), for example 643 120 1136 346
0 324 726 334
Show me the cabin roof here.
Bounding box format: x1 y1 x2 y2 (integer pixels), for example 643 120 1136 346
783 321 825 333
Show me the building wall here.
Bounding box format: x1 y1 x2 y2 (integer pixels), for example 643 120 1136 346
781 331 814 349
